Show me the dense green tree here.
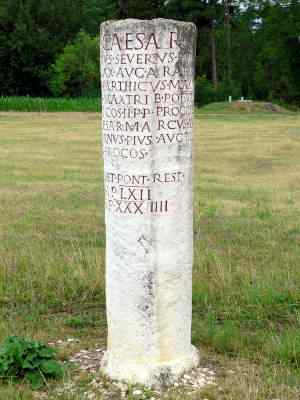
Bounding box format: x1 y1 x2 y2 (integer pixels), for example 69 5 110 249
1 0 85 95
251 1 300 102
49 31 99 97
229 7 257 97
118 0 164 19
165 0 220 81
82 0 119 35
164 1 240 86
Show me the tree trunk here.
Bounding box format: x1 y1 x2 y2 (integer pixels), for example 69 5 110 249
119 0 129 18
224 0 232 81
211 24 218 89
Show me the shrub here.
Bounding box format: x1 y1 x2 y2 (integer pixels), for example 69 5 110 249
194 76 216 106
195 77 242 106
215 79 242 102
0 336 63 390
49 31 99 97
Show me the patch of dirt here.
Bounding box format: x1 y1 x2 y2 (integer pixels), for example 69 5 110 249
43 339 219 399
69 348 104 373
64 347 218 399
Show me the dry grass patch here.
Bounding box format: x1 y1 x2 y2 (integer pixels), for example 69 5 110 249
1 111 300 398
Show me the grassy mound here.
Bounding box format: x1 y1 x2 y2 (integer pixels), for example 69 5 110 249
198 101 292 114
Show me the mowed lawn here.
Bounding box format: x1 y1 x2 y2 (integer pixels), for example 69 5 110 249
1 111 300 399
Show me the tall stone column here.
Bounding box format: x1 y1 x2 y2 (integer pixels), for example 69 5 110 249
100 19 198 385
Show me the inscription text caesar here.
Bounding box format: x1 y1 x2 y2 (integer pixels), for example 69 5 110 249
102 30 193 216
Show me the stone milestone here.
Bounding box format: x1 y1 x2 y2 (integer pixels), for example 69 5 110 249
100 18 198 385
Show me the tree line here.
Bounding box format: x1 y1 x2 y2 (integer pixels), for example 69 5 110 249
0 0 299 105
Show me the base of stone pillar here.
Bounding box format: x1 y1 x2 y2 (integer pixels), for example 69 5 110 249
100 346 199 386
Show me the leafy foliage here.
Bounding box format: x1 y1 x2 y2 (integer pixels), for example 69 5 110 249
82 0 119 35
49 31 99 97
0 336 63 390
195 76 241 106
195 76 216 106
118 0 164 19
0 0 84 96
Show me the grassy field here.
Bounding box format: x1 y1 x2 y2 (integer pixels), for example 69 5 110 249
1 110 300 399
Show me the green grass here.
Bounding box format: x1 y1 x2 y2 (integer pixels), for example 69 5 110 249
0 97 100 112
1 111 300 398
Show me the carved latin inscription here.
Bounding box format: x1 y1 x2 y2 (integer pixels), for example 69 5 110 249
101 24 194 216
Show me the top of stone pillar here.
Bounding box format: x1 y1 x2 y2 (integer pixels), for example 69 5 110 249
100 19 197 53
101 18 196 29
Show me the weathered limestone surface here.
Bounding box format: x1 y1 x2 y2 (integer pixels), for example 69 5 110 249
100 19 198 385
